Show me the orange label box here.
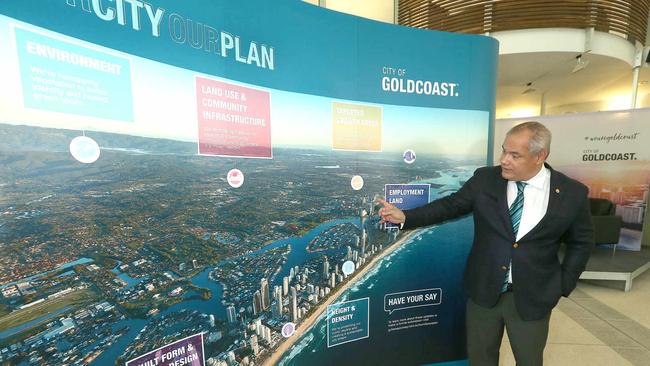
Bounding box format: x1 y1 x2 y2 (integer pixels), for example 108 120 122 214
332 102 382 152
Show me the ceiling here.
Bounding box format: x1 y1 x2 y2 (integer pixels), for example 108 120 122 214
496 51 650 118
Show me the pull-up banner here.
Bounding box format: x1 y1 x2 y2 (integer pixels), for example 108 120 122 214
0 1 497 365
496 111 649 251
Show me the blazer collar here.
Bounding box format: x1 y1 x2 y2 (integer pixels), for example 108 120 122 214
545 163 564 217
495 169 512 238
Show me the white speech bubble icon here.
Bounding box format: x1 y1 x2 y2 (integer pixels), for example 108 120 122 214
403 149 416 164
69 136 100 164
281 322 296 338
227 169 244 188
342 260 355 276
350 175 364 191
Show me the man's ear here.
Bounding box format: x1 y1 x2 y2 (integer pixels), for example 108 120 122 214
537 148 549 164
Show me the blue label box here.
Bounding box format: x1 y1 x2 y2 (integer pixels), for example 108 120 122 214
384 183 431 228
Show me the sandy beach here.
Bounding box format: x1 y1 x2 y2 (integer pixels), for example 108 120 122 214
263 229 420 366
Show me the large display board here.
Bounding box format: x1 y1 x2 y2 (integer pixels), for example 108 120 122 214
0 1 497 365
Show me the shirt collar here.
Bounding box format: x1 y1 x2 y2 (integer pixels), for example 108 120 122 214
522 165 550 191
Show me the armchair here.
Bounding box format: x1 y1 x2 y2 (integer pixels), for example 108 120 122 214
589 198 622 245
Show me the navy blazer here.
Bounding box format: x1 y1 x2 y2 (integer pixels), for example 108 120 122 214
403 165 594 321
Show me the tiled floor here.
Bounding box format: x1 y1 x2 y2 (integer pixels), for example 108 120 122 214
498 259 650 366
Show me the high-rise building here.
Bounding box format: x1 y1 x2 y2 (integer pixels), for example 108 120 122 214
618 204 645 224
322 256 329 279
273 286 283 317
291 286 298 322
360 209 367 254
283 276 289 296
330 274 336 288
346 246 352 260
613 188 625 205
226 305 237 323
253 290 262 315
254 318 262 335
261 278 270 310
263 325 272 343
250 334 259 355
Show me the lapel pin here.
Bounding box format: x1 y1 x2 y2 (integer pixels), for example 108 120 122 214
555 188 560 193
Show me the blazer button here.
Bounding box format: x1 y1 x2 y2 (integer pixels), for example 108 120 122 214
501 265 508 271
513 242 519 248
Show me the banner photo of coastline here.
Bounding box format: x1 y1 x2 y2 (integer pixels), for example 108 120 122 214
495 110 650 251
0 1 497 365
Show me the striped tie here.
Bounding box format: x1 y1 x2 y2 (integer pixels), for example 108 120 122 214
510 181 527 236
502 181 527 292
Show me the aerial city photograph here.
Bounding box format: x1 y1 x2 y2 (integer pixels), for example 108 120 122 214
0 120 484 365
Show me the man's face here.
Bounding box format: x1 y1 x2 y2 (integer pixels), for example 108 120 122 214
500 130 546 181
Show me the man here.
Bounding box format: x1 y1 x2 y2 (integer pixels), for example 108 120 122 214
378 121 594 366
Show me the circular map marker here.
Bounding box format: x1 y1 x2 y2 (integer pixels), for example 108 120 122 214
227 169 244 188
69 136 100 164
403 149 416 164
281 322 296 338
350 175 364 191
342 260 355 275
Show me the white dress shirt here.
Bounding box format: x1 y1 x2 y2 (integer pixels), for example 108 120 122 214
507 165 551 283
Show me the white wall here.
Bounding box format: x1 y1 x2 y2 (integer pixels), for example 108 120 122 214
302 0 396 24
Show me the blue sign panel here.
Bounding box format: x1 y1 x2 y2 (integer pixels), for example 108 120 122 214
385 183 431 228
327 297 370 348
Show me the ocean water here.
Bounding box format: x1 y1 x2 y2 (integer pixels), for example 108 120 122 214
279 216 473 366
87 168 476 365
